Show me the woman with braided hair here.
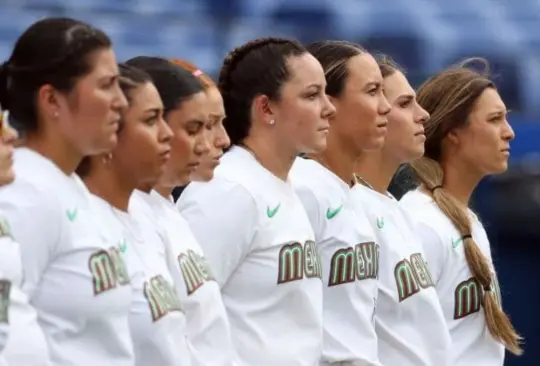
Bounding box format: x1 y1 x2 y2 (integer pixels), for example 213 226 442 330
400 59 522 365
177 37 336 365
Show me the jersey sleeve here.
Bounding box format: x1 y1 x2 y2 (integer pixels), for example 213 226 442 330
293 184 323 240
177 179 258 288
414 221 447 285
0 181 62 297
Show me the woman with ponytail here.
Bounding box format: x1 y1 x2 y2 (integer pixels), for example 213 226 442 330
177 38 336 365
400 59 522 364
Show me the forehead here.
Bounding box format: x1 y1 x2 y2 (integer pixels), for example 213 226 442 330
284 53 326 90
383 71 414 102
179 91 208 118
129 82 163 110
206 87 225 116
471 87 506 114
85 48 118 79
345 53 382 89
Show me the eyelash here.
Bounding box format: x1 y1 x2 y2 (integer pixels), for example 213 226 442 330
368 88 378 96
400 100 412 108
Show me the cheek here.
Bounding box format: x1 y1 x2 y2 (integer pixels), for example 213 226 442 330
170 132 194 160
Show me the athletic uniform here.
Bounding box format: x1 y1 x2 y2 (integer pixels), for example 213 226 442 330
123 190 192 366
132 189 234 366
351 183 451 366
177 146 323 366
401 189 505 366
0 148 134 366
0 216 49 366
289 158 381 366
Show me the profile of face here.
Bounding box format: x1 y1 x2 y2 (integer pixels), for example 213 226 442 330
160 91 210 187
0 113 18 186
42 48 128 156
446 87 514 176
382 70 429 163
112 82 172 187
330 53 391 153
191 87 230 181
267 52 336 154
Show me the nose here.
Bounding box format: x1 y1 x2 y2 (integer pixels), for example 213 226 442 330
416 103 430 125
215 124 231 150
114 82 129 112
378 94 391 116
196 128 211 156
321 93 336 119
502 119 515 142
159 118 173 144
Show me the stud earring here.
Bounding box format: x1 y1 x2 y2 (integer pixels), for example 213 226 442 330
269 119 275 125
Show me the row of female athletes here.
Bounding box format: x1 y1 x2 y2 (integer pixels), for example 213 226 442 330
0 15 522 366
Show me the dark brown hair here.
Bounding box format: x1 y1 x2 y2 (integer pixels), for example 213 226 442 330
170 59 216 89
0 17 111 132
306 40 366 97
411 58 522 355
217 37 306 145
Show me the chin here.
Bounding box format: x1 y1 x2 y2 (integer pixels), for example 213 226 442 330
191 169 213 182
0 171 15 186
86 134 118 155
302 139 327 154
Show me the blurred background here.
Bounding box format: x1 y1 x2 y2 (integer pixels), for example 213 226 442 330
0 0 538 364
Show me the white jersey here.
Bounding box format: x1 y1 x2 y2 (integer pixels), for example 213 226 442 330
0 148 134 366
132 189 234 366
289 158 381 366
128 191 192 366
177 146 323 366
0 218 49 366
401 189 505 366
351 184 451 366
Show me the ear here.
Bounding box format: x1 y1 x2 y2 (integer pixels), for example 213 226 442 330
37 84 61 119
446 129 461 146
252 94 276 125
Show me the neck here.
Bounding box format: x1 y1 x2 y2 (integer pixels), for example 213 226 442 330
24 131 82 175
84 166 136 212
242 134 296 181
440 157 482 205
153 184 172 200
355 150 401 194
308 133 356 186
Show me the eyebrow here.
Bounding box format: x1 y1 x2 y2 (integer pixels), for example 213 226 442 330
143 108 161 116
397 94 415 102
187 119 205 127
364 81 381 89
305 83 323 91
487 109 507 118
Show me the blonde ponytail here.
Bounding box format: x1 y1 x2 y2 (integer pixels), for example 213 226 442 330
411 157 523 355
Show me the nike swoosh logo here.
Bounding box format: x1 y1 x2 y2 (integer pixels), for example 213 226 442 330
376 217 384 229
267 203 281 218
452 238 463 249
119 239 127 253
326 205 343 219
66 208 78 222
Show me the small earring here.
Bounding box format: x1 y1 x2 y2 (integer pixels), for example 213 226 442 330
102 153 113 164
269 119 275 125
53 111 59 118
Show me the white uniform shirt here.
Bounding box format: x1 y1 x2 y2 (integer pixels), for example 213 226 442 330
128 191 192 366
352 184 451 366
177 146 323 366
0 217 49 366
0 148 134 366
290 158 381 366
401 189 505 366
134 190 235 366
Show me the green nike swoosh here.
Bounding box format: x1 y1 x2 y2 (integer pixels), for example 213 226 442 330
326 205 343 219
119 239 127 253
66 208 78 222
376 217 384 229
267 203 281 218
452 238 463 249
